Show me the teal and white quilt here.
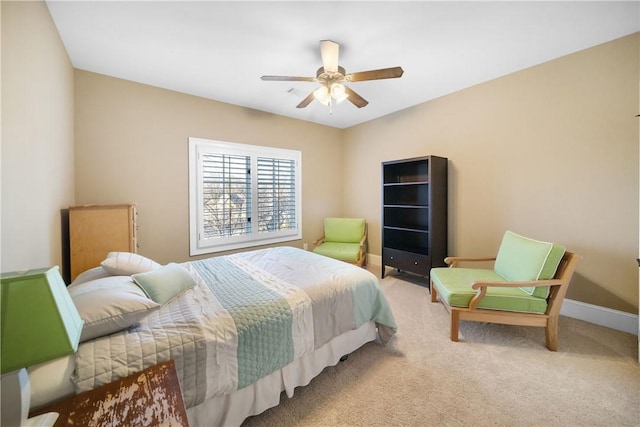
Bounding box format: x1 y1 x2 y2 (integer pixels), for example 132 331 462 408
72 247 397 408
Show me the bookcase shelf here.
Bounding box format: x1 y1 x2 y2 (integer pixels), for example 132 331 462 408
381 156 448 283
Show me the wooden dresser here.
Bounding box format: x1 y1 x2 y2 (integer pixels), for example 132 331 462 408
30 360 188 427
68 204 137 281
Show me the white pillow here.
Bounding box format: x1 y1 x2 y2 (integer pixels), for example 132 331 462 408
100 252 161 275
68 276 160 342
68 266 112 289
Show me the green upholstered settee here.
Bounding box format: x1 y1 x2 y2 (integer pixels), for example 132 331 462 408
313 218 367 267
430 231 580 350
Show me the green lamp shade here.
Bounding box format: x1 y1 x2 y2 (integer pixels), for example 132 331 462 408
1 266 84 374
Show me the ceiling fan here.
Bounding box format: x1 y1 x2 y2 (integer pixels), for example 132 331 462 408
261 40 404 110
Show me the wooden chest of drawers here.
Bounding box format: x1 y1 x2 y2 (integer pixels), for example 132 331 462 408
68 204 137 281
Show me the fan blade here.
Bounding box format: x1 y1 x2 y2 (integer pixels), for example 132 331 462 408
261 75 316 82
320 40 339 73
344 86 368 108
346 66 404 82
296 92 315 108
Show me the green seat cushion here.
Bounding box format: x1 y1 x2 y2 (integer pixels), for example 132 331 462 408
324 218 365 243
430 267 548 314
313 242 361 262
494 231 565 299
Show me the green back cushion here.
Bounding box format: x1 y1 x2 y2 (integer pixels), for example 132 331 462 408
324 218 365 243
494 231 565 298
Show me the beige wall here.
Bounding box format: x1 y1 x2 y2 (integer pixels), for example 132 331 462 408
2 1 637 315
344 33 640 313
1 1 75 271
74 71 343 264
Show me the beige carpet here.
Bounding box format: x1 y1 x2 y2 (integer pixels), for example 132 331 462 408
241 269 639 427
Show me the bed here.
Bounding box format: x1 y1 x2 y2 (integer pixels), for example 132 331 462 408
28 246 397 426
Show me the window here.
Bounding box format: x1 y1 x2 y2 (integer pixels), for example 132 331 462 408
189 138 301 255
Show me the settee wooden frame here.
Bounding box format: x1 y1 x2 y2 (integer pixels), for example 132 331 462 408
430 251 580 351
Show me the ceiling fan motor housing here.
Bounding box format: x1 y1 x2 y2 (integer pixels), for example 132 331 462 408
316 66 346 85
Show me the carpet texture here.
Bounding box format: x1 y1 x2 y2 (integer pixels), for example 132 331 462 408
242 270 639 427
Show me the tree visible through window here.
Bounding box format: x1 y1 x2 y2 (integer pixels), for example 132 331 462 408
189 138 301 255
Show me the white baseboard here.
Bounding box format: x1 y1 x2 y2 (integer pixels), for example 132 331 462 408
368 253 381 267
369 253 638 336
560 298 638 336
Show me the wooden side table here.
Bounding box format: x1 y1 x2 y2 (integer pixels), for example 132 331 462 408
30 360 189 427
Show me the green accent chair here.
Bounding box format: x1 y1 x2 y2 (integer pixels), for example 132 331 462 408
313 218 367 267
430 231 581 351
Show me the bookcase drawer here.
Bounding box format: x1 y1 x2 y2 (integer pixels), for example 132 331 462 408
383 247 431 276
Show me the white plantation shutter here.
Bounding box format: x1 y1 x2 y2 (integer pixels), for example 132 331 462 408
257 157 297 233
189 138 301 255
201 153 252 238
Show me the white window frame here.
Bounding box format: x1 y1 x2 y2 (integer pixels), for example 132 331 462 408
189 137 302 255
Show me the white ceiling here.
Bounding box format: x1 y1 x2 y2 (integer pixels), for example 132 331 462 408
46 1 640 129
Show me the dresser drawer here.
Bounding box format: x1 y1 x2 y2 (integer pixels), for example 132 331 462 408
383 247 431 276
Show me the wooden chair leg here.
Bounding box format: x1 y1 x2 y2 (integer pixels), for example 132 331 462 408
430 280 438 302
545 316 559 351
450 310 460 342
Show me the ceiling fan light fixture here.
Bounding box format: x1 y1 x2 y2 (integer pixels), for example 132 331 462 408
330 83 348 103
313 85 330 105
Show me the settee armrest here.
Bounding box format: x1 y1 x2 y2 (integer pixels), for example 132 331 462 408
468 279 563 310
313 235 325 247
444 256 496 268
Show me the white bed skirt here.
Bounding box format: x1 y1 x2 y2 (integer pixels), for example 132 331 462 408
187 321 378 427
29 322 377 426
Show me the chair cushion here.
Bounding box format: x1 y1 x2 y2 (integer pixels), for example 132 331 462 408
324 218 365 243
430 267 548 314
494 231 565 299
313 242 362 262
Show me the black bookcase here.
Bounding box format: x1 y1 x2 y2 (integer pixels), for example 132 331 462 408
381 156 448 282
